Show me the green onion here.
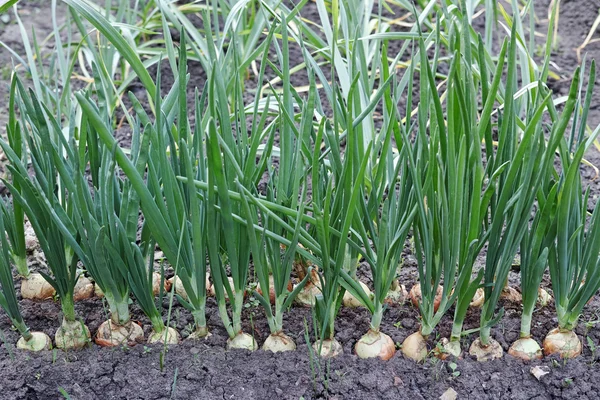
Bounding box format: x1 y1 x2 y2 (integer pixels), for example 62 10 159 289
471 27 578 361
0 79 90 350
544 60 600 359
67 148 144 347
0 200 51 351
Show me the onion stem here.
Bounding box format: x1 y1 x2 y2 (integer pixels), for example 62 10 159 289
61 295 77 323
14 256 29 279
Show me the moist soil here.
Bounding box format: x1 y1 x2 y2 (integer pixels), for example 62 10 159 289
2 1 600 399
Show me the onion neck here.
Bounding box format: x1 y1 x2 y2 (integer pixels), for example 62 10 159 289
420 322 433 338
191 308 208 335
106 294 131 325
370 302 383 333
272 296 284 334
232 291 244 334
13 319 32 342
150 315 166 334
519 313 532 338
61 295 76 323
480 326 491 346
217 300 235 339
450 320 463 343
14 256 29 279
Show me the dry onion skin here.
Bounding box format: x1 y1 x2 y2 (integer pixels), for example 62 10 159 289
543 328 582 359
262 332 296 353
355 329 396 360
401 331 428 362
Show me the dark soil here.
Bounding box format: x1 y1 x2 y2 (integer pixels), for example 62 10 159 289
2 1 600 399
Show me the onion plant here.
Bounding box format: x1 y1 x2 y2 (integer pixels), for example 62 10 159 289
352 121 416 360
236 20 317 352
471 33 580 361
507 188 556 360
64 146 145 347
239 184 311 352
0 79 90 350
398 27 494 362
0 204 51 352
74 88 182 345
544 60 600 359
204 96 260 351
0 77 55 301
304 108 371 358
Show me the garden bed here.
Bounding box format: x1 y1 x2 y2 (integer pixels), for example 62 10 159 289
1 1 600 399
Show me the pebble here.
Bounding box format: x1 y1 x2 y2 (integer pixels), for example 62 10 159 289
402 318 415 329
1 14 10 24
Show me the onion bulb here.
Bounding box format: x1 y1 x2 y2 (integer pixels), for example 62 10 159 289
257 276 293 304
16 331 52 352
508 337 542 361
401 331 428 362
73 276 95 302
543 328 581 359
435 338 462 360
166 275 213 301
95 320 144 347
148 327 181 345
295 270 322 307
187 325 211 340
469 288 485 308
342 281 371 308
312 338 343 358
355 329 396 360
20 273 55 300
384 280 408 306
262 332 296 352
409 283 443 312
499 286 521 303
537 288 552 307
226 332 258 351
55 318 91 350
222 277 246 301
94 284 105 298
151 272 169 296
468 337 503 361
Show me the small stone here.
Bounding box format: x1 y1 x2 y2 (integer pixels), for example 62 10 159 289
531 366 550 381
440 387 458 400
1 14 10 24
394 376 404 387
401 318 415 329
